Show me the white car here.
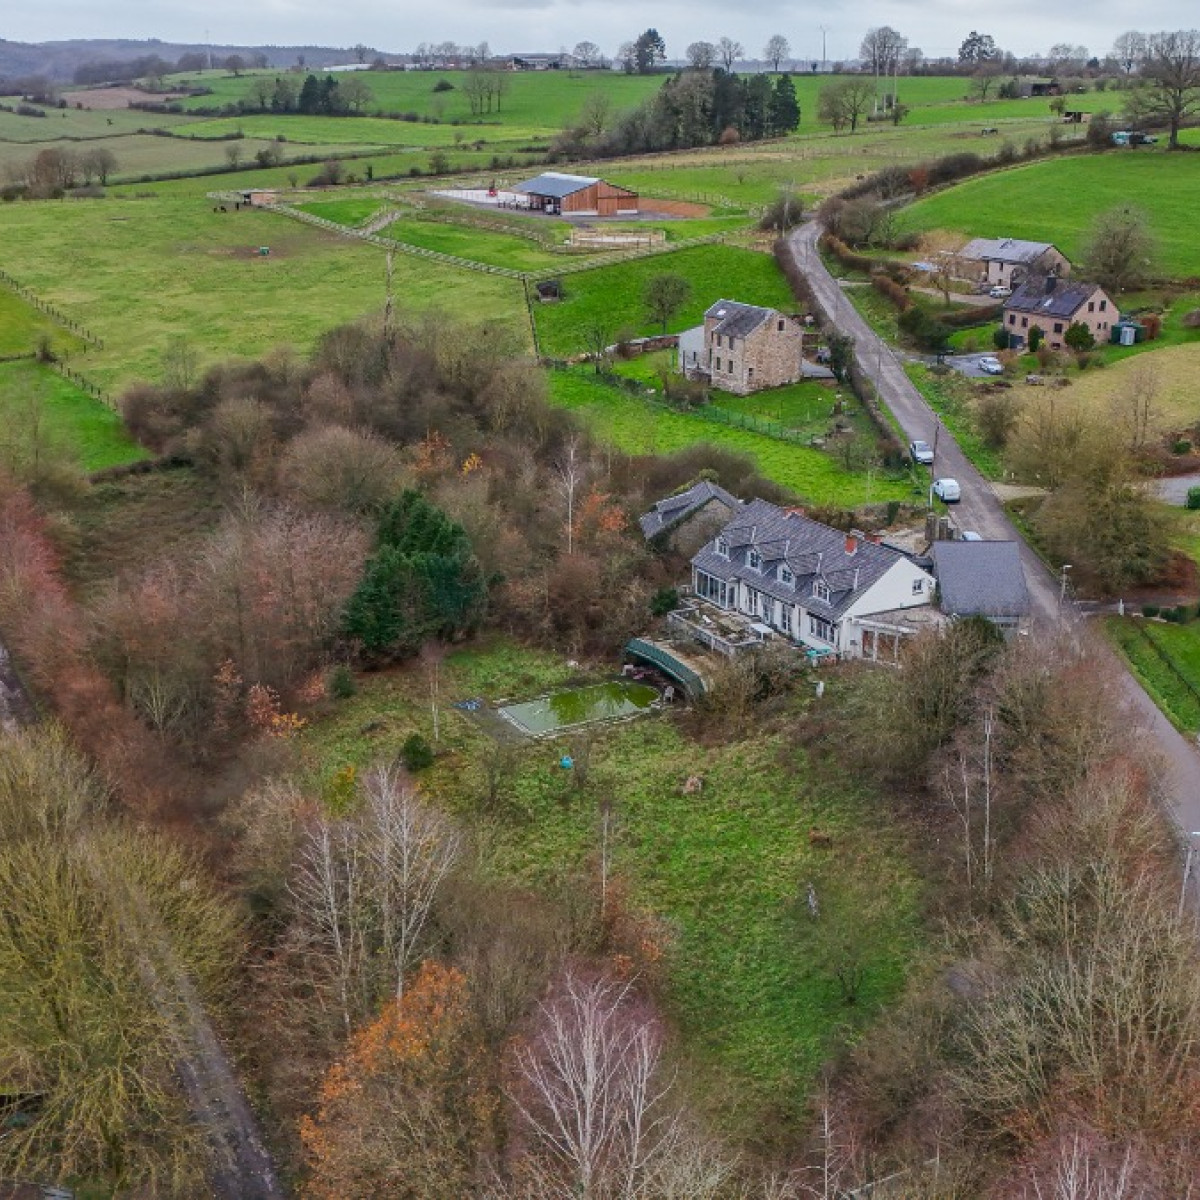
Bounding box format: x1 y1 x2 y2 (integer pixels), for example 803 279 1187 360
909 439 934 465
960 530 983 541
933 478 962 503
977 355 1004 375
988 285 1012 299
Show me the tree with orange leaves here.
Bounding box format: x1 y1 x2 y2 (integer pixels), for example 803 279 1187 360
299 960 491 1198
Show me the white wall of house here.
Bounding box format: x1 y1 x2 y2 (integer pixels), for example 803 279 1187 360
691 557 934 656
839 560 934 655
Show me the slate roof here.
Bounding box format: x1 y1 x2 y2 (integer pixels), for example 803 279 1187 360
931 541 1031 619
512 171 609 198
639 481 741 540
692 499 913 621
704 299 777 340
1004 277 1104 321
960 237 1057 265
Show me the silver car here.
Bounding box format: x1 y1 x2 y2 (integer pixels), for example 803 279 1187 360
909 439 934 465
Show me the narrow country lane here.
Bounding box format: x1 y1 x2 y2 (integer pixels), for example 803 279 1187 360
785 220 1200 840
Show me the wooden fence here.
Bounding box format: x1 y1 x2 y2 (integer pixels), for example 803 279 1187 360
0 268 104 349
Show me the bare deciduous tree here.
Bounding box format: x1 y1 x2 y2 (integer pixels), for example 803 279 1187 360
685 41 715 70
509 968 681 1198
717 37 744 71
364 763 460 999
764 35 791 72
553 435 588 555
288 766 460 1029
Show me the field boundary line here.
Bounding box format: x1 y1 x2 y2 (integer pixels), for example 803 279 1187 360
0 268 104 349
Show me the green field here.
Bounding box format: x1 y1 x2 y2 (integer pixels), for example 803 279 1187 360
0 361 147 471
300 639 922 1135
0 196 527 391
185 112 550 148
169 67 668 130
0 287 86 358
549 369 911 506
379 214 566 270
533 244 796 356
900 153 1200 279
1107 617 1200 733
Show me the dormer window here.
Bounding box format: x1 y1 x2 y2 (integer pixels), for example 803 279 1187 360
812 579 830 603
715 537 729 558
748 549 762 572
779 565 793 585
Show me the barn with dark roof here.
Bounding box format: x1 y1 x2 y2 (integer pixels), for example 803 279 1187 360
511 171 638 215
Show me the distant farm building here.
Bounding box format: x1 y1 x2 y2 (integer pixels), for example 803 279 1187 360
958 237 1070 289
511 172 638 216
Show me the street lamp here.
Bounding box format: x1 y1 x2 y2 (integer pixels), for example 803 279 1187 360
1179 832 1200 920
1058 563 1072 606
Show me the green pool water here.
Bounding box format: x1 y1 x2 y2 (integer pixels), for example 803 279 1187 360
497 681 659 736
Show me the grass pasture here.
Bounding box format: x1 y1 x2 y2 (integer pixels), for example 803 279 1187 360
0 196 527 391
0 360 147 471
300 639 923 1135
380 214 567 270
533 244 796 357
0 287 86 359
1106 617 1200 733
899 153 1200 279
548 369 911 507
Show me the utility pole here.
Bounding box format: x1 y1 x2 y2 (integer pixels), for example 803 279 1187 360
1179 832 1200 921
1058 563 1072 607
819 26 829 70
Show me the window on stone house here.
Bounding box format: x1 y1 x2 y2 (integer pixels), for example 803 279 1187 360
1054 322 1062 333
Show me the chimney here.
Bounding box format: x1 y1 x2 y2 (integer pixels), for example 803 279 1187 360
845 532 859 556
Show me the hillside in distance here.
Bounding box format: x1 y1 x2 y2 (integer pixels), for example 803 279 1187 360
0 38 379 81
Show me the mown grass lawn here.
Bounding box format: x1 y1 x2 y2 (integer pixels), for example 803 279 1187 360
0 196 527 391
294 197 390 226
0 361 147 471
549 369 911 507
899 153 1200 279
1106 617 1200 734
534 244 796 358
298 638 924 1137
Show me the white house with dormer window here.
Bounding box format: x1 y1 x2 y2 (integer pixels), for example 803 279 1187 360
680 498 937 658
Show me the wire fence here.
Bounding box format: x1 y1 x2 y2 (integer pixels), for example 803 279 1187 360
1121 617 1200 716
51 359 115 409
260 198 733 282
0 267 105 348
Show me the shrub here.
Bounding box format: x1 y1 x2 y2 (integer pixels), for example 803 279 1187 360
1186 487 1200 510
328 664 356 700
1174 440 1193 456
1142 313 1163 341
1028 325 1044 352
1182 308 1200 329
650 587 679 617
871 271 911 311
1142 604 1160 617
401 732 434 771
1064 322 1095 352
992 325 1009 350
432 79 455 92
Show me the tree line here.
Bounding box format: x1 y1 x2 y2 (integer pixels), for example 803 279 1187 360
556 69 800 158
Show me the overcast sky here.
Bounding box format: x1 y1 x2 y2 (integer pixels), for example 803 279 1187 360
4 1 1166 64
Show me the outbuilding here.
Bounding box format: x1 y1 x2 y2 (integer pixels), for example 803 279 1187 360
511 171 638 216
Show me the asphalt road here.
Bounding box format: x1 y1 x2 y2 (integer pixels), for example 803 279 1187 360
788 220 1200 847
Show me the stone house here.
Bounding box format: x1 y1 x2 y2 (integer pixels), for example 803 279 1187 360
958 237 1070 289
684 300 804 396
1002 277 1117 350
638 480 742 558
